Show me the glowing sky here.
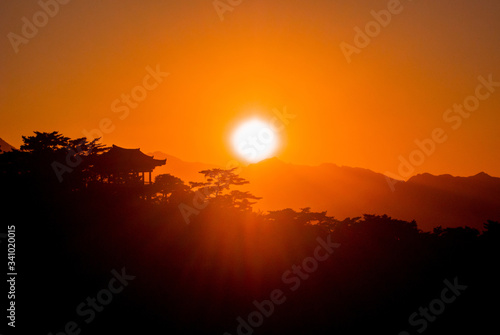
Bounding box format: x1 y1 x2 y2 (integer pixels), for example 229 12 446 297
1 0 500 177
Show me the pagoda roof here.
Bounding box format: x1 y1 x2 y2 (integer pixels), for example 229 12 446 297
94 145 166 173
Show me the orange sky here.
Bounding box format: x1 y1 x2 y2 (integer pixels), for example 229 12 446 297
1 0 499 178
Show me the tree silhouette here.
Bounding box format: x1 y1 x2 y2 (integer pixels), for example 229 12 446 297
483 220 500 236
2 130 500 335
153 173 190 203
218 190 262 211
267 207 339 230
189 167 261 211
0 131 107 191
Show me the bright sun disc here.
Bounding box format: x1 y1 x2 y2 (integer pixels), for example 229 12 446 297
231 118 279 163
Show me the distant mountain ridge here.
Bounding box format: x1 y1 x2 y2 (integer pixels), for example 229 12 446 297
5 139 492 231
147 151 220 183
240 158 500 231
0 138 15 152
146 152 499 231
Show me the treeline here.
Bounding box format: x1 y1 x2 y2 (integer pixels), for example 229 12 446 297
0 131 499 334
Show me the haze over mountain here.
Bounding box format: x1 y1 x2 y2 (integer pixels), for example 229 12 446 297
148 151 219 183
240 158 500 231
148 151 500 231
4 139 496 231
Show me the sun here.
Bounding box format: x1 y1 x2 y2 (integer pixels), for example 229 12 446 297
231 118 279 163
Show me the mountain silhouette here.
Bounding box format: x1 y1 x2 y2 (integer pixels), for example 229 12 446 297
2 137 499 334
237 157 499 231
87 149 500 231
240 158 394 216
391 171 500 230
147 151 219 183
0 137 15 152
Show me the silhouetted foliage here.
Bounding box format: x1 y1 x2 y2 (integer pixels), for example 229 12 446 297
189 167 261 212
153 173 191 203
483 220 500 236
0 131 107 194
1 130 499 334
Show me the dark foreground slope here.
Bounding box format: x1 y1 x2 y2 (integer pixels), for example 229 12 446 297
2 187 498 335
